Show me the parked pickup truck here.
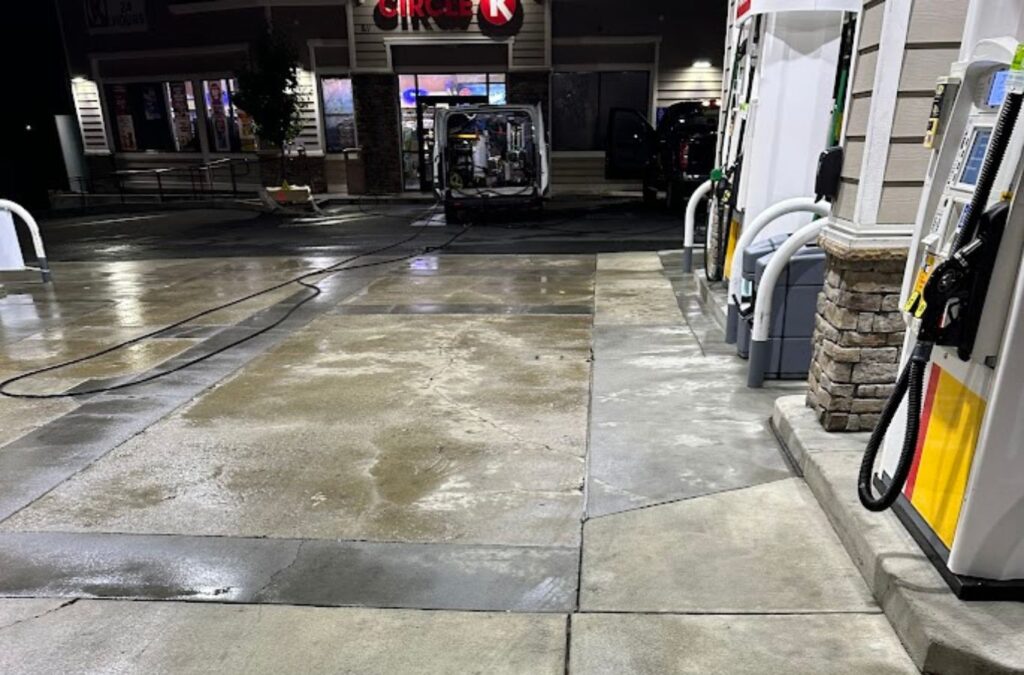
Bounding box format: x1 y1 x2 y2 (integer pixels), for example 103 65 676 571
605 101 719 211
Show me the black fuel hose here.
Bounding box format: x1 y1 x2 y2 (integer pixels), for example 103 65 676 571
706 194 727 282
857 341 932 511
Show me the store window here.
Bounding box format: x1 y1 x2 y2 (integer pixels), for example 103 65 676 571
202 79 257 153
106 79 256 153
320 77 356 153
398 74 507 190
165 81 199 152
551 71 650 151
107 82 176 152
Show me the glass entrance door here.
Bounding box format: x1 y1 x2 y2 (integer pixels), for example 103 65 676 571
415 95 488 192
399 74 508 191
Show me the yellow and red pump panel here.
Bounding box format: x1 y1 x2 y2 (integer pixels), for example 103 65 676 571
903 363 987 548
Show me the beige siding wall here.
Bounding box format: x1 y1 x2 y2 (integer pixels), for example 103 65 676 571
906 0 973 43
898 48 961 93
883 142 931 182
837 0 879 216
877 185 923 222
842 140 864 180
859 2 885 50
657 65 723 108
71 78 110 155
845 94 872 138
550 154 640 192
835 179 859 220
851 49 878 95
889 96 934 138
295 68 323 155
876 0 967 223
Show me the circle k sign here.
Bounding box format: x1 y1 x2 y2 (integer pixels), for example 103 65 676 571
479 0 517 26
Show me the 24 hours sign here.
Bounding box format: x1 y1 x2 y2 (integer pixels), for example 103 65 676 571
85 0 147 34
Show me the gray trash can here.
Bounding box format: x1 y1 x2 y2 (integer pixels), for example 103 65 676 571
743 244 825 379
736 233 789 358
343 147 366 196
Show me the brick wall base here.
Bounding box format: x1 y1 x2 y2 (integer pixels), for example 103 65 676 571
807 253 908 432
507 72 550 128
353 74 403 194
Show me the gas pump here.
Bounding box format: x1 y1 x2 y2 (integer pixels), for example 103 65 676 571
858 38 1024 599
708 0 858 326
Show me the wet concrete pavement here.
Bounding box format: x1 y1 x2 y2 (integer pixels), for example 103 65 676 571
0 232 917 673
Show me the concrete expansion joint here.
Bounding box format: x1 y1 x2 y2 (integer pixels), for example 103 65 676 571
569 608 885 617
0 598 78 633
585 477 796 522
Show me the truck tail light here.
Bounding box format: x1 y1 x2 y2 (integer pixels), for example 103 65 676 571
678 140 690 173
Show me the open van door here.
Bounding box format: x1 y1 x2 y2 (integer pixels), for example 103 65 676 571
605 108 654 180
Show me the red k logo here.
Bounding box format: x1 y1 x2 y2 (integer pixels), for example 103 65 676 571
480 0 516 26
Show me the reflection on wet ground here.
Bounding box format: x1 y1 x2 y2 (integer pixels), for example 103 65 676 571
0 251 914 673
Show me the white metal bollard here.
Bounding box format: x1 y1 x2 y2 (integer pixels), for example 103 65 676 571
725 197 829 344
0 199 52 283
682 179 713 274
746 217 827 388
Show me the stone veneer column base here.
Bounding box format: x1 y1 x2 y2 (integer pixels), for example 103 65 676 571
507 72 550 128
353 74 403 194
807 240 909 432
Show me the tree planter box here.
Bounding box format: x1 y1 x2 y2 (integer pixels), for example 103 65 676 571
263 185 312 205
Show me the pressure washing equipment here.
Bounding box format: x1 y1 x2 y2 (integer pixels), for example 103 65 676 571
432 104 548 223
857 38 1024 598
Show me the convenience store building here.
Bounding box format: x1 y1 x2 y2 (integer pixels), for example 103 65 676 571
60 0 724 194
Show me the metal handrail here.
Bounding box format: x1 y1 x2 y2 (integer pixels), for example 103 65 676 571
725 197 830 344
746 217 827 388
71 157 254 204
683 179 713 273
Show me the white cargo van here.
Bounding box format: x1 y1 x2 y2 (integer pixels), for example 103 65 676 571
432 104 549 222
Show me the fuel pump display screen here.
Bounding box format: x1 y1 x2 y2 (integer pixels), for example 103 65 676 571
960 128 992 186
988 70 1009 108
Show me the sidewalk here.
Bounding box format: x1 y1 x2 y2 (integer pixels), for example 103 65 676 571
0 250 915 672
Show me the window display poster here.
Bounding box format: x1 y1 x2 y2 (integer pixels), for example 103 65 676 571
142 86 162 120
207 80 230 152
169 83 193 149
112 85 137 152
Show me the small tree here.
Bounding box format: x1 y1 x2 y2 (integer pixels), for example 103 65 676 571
234 29 303 185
